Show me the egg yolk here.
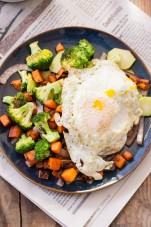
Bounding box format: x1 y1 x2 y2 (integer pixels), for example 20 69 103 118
105 89 115 97
130 84 136 90
93 100 104 111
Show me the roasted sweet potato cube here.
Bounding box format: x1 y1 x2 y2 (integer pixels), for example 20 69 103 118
113 154 126 169
48 157 62 170
61 168 78 183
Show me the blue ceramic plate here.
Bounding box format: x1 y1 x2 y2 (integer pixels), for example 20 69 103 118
0 27 151 193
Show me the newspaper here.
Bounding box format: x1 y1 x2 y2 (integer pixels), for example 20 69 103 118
0 0 151 226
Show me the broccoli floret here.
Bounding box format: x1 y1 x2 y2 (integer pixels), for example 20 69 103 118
54 91 62 105
15 134 35 154
34 139 50 161
33 112 60 143
79 39 95 59
34 80 62 104
26 41 53 70
18 70 29 91
61 39 95 70
3 92 27 107
13 92 27 107
18 70 36 94
7 102 35 130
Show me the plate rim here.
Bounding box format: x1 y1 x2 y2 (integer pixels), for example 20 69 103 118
0 26 151 194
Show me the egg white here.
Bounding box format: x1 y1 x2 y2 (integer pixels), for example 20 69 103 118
61 60 142 180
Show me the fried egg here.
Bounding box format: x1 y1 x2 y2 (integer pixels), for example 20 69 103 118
61 60 142 180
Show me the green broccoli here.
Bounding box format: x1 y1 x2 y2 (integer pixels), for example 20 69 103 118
61 39 95 70
26 41 53 70
7 102 35 130
26 73 36 95
3 92 27 108
34 139 51 161
33 112 60 143
18 70 29 91
33 80 62 104
18 70 36 94
15 134 35 154
2 96 14 105
79 39 95 59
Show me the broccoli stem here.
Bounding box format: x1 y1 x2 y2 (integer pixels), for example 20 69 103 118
18 70 28 82
2 96 14 105
30 41 41 55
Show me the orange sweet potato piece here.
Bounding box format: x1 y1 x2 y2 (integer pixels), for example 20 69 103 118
56 105 62 113
24 150 38 167
50 141 62 154
122 150 133 161
56 43 65 52
32 69 43 83
11 79 21 90
57 126 64 133
113 154 126 169
9 125 21 138
49 121 57 129
45 100 57 109
23 92 33 101
137 83 150 91
48 74 57 83
27 129 39 141
61 168 78 183
0 114 12 127
48 157 62 170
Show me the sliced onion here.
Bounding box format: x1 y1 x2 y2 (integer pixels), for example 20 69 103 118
54 112 63 126
99 52 107 60
56 177 64 187
136 117 144 145
11 138 18 144
36 101 43 113
86 179 94 184
126 124 139 146
0 64 30 84
33 126 44 134
57 148 70 159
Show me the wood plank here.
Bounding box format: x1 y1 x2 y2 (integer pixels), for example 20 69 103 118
21 194 57 227
0 177 20 227
111 174 151 226
131 0 151 16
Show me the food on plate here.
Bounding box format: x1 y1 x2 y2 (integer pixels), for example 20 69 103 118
139 96 151 116
62 60 142 179
33 112 60 143
15 134 35 154
0 39 150 186
61 39 95 70
50 50 64 73
33 79 62 104
107 48 136 69
26 41 53 70
35 139 51 161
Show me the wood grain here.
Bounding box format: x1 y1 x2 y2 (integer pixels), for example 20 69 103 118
131 0 151 15
21 195 57 227
0 178 20 227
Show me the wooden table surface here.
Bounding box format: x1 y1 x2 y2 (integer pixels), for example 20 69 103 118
0 0 151 226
